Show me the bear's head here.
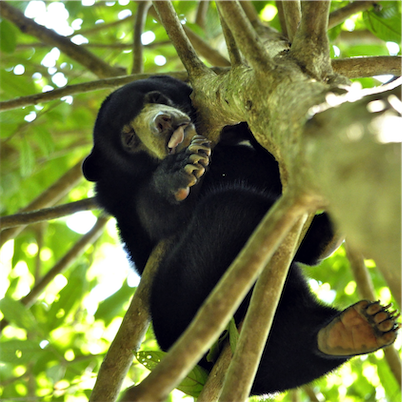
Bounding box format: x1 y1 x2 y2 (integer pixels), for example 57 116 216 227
83 76 198 182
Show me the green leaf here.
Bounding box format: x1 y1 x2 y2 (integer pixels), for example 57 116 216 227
136 351 208 397
228 318 239 353
0 19 17 54
364 2 402 44
0 340 43 363
47 264 87 331
0 296 43 336
20 136 35 177
95 280 134 326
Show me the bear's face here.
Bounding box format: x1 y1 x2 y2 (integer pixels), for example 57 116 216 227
83 77 197 182
122 101 198 160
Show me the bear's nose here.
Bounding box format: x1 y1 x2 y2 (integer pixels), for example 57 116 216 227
154 112 172 134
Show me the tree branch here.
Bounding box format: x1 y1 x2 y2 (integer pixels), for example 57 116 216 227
132 1 151 74
239 1 261 30
0 216 109 332
90 240 171 402
0 161 84 247
217 1 274 73
290 0 333 80
0 2 124 78
195 0 209 29
332 56 402 79
120 192 308 401
328 1 377 30
183 25 231 67
0 72 187 111
345 243 401 387
216 5 242 66
282 1 301 42
304 80 402 299
152 1 209 77
0 198 99 229
275 1 288 37
220 215 306 401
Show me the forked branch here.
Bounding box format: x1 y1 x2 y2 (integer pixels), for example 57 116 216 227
152 1 209 77
217 1 274 73
120 192 308 402
220 215 307 401
290 0 333 80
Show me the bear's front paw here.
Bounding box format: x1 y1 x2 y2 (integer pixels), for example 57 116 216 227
317 300 400 356
174 135 211 201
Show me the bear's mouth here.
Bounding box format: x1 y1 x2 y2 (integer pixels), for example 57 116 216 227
167 123 195 154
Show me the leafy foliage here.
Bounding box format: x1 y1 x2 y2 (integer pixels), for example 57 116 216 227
0 1 400 401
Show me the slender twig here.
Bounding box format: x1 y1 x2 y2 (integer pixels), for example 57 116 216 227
183 25 230 67
152 1 209 77
120 193 308 402
216 4 242 66
0 72 187 111
0 2 124 78
0 198 99 229
0 161 84 247
195 0 209 29
282 1 301 42
220 216 306 401
0 216 109 332
276 1 288 37
132 1 151 74
90 240 171 402
329 1 377 30
345 243 402 388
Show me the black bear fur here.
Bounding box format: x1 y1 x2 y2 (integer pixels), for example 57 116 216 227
83 76 351 395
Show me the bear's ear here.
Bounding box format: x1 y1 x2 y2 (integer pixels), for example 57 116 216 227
143 90 173 106
82 151 102 182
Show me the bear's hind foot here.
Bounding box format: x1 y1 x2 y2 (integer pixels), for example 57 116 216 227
317 300 400 356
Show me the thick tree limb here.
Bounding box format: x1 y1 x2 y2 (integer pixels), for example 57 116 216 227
332 56 402 79
152 1 209 77
329 1 377 30
220 215 306 401
282 1 301 42
2 56 399 112
90 240 170 402
345 243 401 387
291 0 334 81
0 2 124 78
120 192 308 401
304 81 402 298
0 216 108 332
217 1 274 73
0 198 98 229
132 1 151 74
0 161 84 247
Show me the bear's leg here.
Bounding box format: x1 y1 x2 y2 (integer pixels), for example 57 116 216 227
317 300 400 356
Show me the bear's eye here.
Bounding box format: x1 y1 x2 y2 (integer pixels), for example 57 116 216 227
121 126 139 149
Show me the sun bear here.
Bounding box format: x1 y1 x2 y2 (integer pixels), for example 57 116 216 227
83 75 399 395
